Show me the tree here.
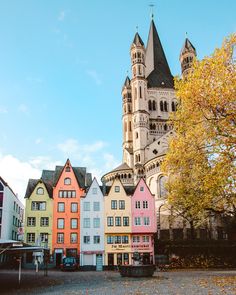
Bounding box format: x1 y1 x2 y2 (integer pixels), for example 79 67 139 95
162 35 236 238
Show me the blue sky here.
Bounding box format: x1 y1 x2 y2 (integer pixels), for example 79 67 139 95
0 0 235 203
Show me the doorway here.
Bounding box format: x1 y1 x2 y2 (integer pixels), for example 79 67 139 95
96 254 103 271
56 253 62 267
108 253 114 266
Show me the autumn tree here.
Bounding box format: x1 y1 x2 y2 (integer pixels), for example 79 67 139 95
162 35 236 238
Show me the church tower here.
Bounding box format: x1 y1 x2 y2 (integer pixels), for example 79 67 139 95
180 38 197 77
130 32 148 181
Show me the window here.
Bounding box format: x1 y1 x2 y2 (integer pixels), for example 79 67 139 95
143 236 150 243
115 186 120 192
134 217 141 226
64 178 71 185
83 218 90 228
71 218 78 229
83 236 90 244
93 202 100 211
160 101 164 112
143 217 150 225
140 186 144 192
13 216 15 225
107 236 113 244
57 233 64 243
58 202 65 212
114 236 121 244
40 233 48 242
107 217 113 226
172 101 176 112
122 236 129 244
27 217 36 226
148 100 152 111
65 166 70 172
92 188 97 194
32 202 46 211
93 218 100 228
132 236 140 243
83 202 90 211
135 201 141 209
164 101 168 112
123 217 129 226
115 217 121 226
40 217 49 227
93 235 100 244
143 201 148 209
36 187 44 195
27 233 35 243
58 190 76 198
119 200 125 210
111 200 117 209
71 203 78 213
71 233 77 243
57 218 64 229
153 100 156 111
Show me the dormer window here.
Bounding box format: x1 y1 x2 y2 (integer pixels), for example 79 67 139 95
64 178 71 185
115 186 120 193
36 187 44 195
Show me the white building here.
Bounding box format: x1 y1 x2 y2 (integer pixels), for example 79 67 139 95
0 176 24 241
80 178 104 270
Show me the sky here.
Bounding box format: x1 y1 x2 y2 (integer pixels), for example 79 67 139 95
0 0 235 204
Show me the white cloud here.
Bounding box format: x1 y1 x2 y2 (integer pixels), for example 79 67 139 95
18 104 29 114
58 10 65 21
26 76 43 84
35 138 43 145
0 154 41 204
86 69 102 85
0 106 8 114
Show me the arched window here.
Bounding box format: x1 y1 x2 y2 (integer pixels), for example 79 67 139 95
136 132 138 139
36 187 44 195
153 124 156 130
153 100 156 111
148 100 152 111
164 101 168 112
129 121 132 131
135 87 137 99
164 124 167 131
159 176 167 198
160 101 164 112
172 101 176 112
139 86 142 98
64 178 71 185
150 123 152 130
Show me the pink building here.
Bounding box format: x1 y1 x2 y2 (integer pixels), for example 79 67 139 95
131 178 157 264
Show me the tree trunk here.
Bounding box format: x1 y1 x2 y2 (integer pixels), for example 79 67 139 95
190 220 195 239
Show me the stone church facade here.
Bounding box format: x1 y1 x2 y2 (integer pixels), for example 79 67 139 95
102 19 197 239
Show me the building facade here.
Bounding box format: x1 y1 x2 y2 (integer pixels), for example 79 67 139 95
24 179 53 250
0 176 24 241
104 178 132 267
80 178 104 270
52 159 86 266
131 178 156 264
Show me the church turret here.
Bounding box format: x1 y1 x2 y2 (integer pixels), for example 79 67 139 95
122 76 133 167
180 37 197 77
130 31 148 180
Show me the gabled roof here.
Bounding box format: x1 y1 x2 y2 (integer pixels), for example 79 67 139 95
180 38 196 56
145 20 174 88
24 179 53 199
132 32 144 46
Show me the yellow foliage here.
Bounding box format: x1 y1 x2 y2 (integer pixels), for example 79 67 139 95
162 34 236 226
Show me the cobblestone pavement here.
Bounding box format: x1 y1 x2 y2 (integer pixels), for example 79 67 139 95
0 269 236 295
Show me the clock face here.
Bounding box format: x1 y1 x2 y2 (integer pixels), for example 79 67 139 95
159 176 167 198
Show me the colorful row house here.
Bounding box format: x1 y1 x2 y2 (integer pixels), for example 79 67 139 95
104 178 156 267
80 178 104 270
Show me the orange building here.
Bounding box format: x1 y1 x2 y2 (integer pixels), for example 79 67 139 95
52 159 91 267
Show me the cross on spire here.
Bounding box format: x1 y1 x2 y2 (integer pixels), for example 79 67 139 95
149 3 155 20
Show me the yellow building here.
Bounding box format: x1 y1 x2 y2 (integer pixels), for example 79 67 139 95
24 179 53 255
104 178 133 267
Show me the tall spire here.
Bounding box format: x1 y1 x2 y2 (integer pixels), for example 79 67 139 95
132 32 144 47
145 20 174 88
